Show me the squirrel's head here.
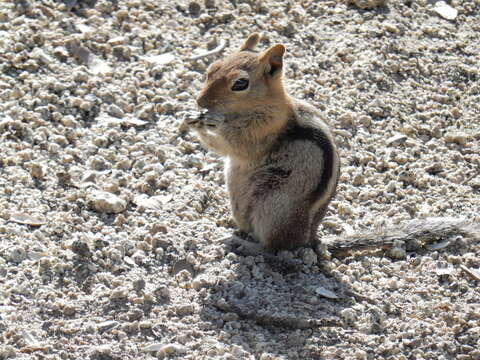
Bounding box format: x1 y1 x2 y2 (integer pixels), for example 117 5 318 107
196 33 287 113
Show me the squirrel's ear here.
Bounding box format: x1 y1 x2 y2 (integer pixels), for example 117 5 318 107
239 33 260 52
260 44 285 77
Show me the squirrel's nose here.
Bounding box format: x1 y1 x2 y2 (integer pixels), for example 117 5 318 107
196 94 208 109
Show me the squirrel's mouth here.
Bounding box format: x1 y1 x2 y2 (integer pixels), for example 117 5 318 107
184 111 225 129
200 111 225 128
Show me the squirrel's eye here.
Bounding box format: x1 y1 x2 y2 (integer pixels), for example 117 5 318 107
231 78 249 91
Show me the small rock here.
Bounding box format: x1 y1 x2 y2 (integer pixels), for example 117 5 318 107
204 0 215 8
124 117 148 126
450 107 461 119
389 240 406 259
107 248 123 262
70 239 92 257
31 48 52 65
127 308 144 321
175 304 194 316
9 246 27 263
108 36 126 46
346 0 388 9
383 22 398 34
172 258 195 276
107 104 124 118
10 213 46 226
86 190 127 214
154 285 170 300
469 178 480 190
192 274 212 290
142 53 175 66
143 343 165 352
355 350 368 360
425 239 450 251
132 250 146 265
435 263 453 276
188 1 201 17
434 1 458 20
158 344 187 357
338 112 354 128
90 345 114 359
352 174 365 186
334 129 352 139
112 45 131 60
315 286 338 299
444 132 469 146
89 57 112 75
358 115 372 127
63 304 76 316
132 278 146 291
301 248 318 266
89 156 108 171
426 163 444 175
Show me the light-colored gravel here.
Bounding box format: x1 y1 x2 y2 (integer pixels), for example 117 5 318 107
0 0 479 359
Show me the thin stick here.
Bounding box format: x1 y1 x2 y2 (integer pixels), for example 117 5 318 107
460 265 480 281
0 245 13 254
189 39 227 61
462 170 479 185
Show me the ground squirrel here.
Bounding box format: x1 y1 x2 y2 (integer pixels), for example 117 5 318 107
187 33 339 251
186 34 479 255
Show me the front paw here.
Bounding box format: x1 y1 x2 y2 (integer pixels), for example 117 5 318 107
203 112 225 129
184 111 205 129
183 111 225 130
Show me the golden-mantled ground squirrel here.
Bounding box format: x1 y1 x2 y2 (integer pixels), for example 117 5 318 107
187 33 340 251
186 34 479 256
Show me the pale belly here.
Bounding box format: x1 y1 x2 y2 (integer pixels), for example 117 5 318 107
224 159 255 233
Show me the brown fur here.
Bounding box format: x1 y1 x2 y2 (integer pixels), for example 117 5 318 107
189 34 341 250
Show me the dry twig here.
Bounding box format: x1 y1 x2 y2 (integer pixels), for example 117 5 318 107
189 39 227 61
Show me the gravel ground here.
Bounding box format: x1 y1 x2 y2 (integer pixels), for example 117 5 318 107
1 0 480 359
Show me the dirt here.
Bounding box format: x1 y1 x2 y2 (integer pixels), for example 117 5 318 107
0 0 479 359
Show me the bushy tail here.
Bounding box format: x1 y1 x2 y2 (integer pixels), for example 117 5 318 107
323 217 480 258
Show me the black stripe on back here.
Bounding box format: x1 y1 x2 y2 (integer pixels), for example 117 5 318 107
284 124 338 202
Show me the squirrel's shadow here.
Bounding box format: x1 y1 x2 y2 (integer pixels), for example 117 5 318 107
197 230 478 358
198 237 372 358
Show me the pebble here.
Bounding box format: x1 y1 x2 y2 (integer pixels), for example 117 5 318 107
315 286 339 299
434 1 458 20
8 246 27 263
107 104 124 118
389 240 407 259
146 343 187 357
108 36 126 46
86 190 127 214
132 278 146 291
338 112 355 128
70 239 92 257
188 2 201 17
10 213 46 226
301 248 318 266
175 304 195 316
204 0 215 8
346 0 388 9
142 53 175 66
352 174 365 186
443 132 469 146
